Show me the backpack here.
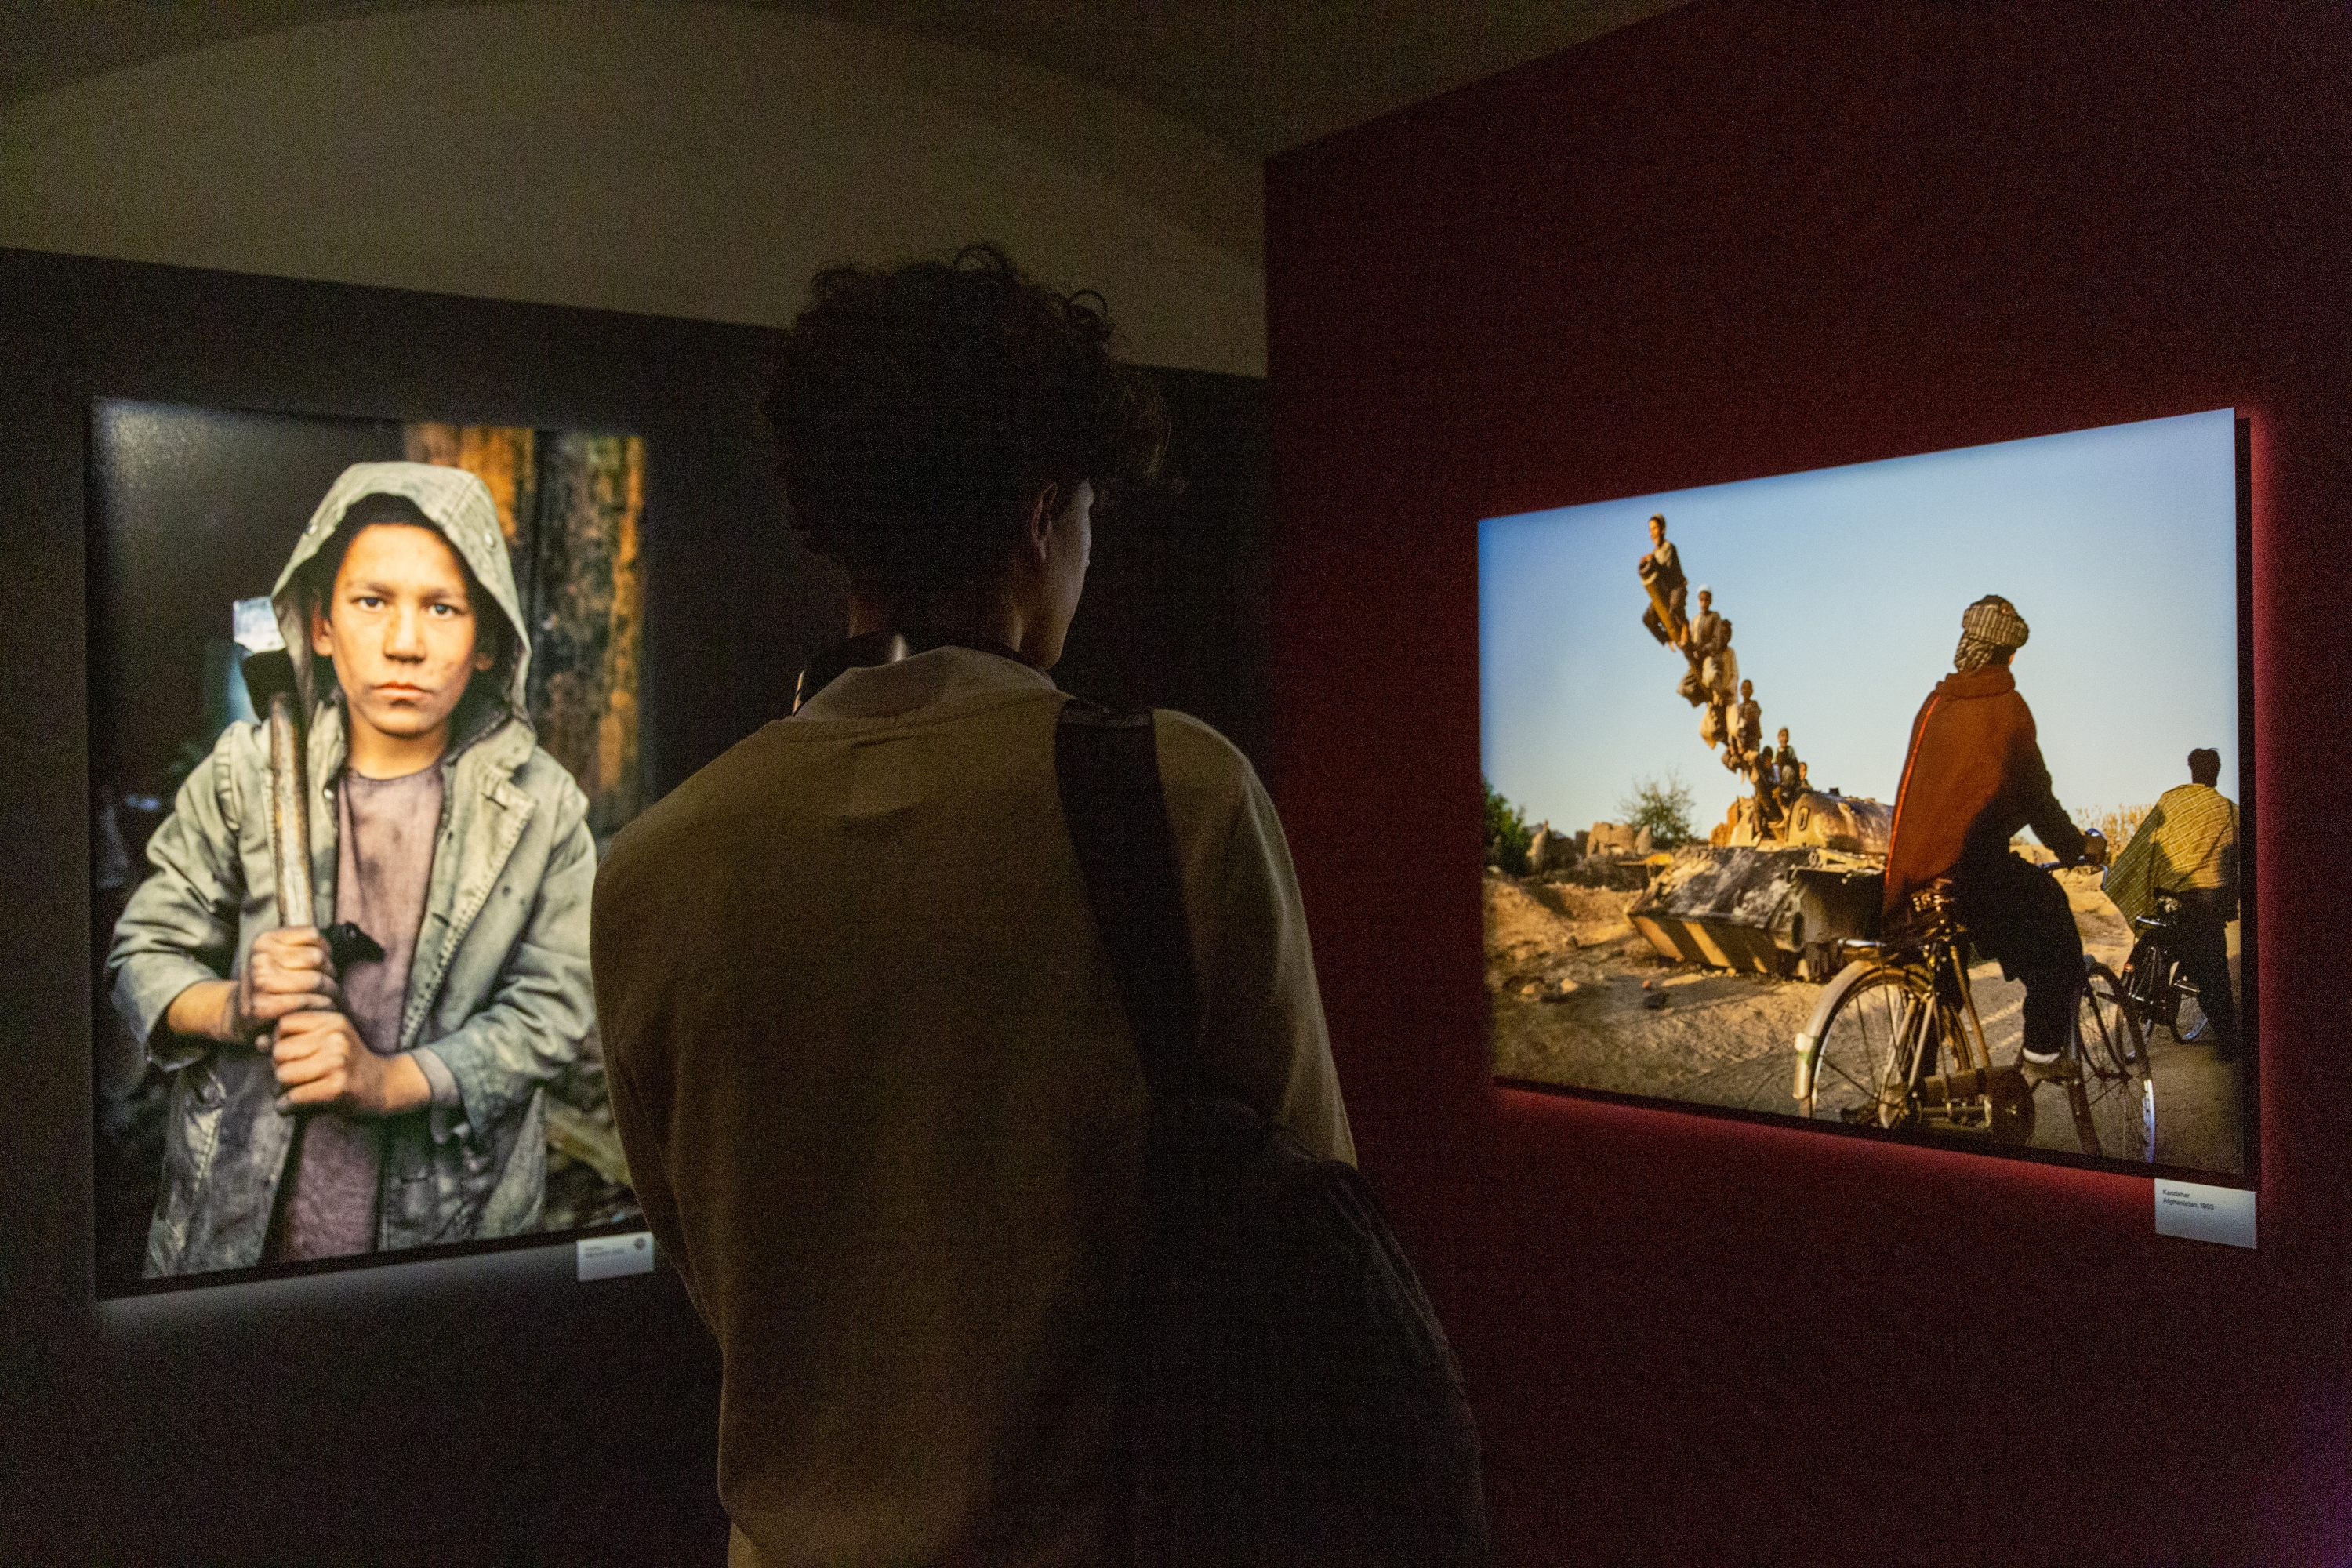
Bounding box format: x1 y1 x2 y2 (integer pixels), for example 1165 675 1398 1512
1055 702 1490 1566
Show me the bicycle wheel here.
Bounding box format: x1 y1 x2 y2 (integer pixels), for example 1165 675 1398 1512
2075 960 2154 1163
2122 934 2183 1039
1803 962 1933 1129
2176 987 2210 1044
2082 960 2150 1076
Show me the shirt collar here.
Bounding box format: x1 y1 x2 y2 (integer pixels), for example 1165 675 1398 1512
793 644 1057 724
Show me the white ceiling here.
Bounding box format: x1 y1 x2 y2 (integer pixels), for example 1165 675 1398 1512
2 0 1688 160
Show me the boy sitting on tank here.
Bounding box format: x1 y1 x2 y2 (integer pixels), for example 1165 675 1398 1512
1773 728 1805 815
107 462 597 1277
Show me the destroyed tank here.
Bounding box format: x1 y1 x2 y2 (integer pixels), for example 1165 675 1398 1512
1628 793 1889 981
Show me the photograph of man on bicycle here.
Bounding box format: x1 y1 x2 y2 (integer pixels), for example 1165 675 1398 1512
1479 408 2248 1178
1881 595 2096 1072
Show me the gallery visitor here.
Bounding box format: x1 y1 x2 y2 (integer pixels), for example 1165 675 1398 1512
593 243 1356 1566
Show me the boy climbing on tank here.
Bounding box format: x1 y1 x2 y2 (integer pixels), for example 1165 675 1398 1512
1638 513 1688 647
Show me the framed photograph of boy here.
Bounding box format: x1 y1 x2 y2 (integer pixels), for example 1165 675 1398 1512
89 401 651 1292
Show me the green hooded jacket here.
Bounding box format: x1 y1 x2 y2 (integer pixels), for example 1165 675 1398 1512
108 461 597 1277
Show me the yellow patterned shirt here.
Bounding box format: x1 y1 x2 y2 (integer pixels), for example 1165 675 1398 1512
2103 782 2238 927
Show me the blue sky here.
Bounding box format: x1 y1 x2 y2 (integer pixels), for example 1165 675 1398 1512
1479 409 2240 839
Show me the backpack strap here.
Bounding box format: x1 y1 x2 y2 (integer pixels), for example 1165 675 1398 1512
1054 701 1207 1102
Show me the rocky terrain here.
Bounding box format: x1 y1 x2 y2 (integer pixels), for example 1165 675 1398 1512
1486 863 2242 1173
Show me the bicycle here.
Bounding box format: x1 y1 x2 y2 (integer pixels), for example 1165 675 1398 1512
1791 871 2155 1163
2118 890 2216 1045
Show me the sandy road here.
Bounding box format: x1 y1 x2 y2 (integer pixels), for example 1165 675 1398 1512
1486 869 2243 1174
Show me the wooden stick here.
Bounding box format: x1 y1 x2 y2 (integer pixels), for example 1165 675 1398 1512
267 689 312 927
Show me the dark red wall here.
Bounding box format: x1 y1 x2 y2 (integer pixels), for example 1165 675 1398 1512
1267 5 2349 1562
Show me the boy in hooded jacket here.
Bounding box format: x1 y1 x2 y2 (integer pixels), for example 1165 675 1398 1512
108 461 597 1278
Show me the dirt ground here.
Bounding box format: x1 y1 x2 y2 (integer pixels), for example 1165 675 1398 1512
1486 866 2244 1175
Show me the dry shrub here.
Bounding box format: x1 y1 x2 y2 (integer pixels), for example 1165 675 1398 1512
2074 803 2153 847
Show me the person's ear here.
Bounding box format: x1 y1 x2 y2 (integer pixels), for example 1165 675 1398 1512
1022 482 1062 562
310 594 334 658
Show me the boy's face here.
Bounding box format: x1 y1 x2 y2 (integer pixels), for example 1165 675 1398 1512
311 522 492 757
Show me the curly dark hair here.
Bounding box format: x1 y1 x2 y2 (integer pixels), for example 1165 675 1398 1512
762 242 1168 591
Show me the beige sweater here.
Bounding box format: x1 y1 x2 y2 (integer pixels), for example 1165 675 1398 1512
594 648 1352 1566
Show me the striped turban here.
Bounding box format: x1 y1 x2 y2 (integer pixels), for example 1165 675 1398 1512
1954 594 2029 673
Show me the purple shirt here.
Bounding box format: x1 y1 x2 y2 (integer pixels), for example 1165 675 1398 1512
262 764 442 1261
